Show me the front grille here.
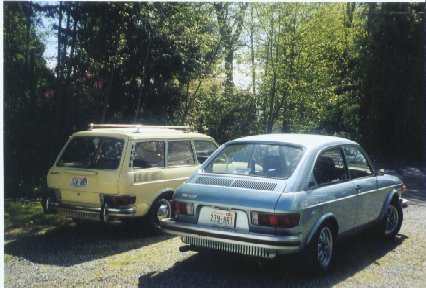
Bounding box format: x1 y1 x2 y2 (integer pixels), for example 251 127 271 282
59 208 100 221
231 179 277 191
182 236 275 258
194 176 278 191
195 176 233 187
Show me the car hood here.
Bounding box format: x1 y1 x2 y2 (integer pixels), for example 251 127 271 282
174 174 287 211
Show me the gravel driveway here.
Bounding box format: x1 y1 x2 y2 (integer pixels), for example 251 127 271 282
5 173 426 288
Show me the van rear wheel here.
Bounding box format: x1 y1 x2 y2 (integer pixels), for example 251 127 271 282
148 195 172 231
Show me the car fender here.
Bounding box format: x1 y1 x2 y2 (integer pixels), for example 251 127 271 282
305 212 338 246
378 189 400 221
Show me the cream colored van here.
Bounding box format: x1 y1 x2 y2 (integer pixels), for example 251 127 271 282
43 124 217 228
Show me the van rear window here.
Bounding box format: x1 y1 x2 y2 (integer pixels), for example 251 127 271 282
57 136 124 169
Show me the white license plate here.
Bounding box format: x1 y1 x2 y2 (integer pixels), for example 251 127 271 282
70 176 88 187
209 209 236 228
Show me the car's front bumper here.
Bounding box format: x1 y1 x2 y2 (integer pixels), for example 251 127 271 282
48 201 137 221
161 218 302 258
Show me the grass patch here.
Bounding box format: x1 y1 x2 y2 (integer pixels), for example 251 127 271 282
5 200 64 231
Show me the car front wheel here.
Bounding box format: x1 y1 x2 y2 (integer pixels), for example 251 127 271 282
382 200 403 239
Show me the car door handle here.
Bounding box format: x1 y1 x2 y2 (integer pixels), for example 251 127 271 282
355 185 361 192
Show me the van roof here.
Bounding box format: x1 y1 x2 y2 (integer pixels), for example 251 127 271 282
72 127 213 141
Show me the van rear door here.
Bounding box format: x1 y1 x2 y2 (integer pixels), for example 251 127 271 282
47 136 126 207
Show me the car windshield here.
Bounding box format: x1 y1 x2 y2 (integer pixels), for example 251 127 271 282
57 136 125 169
204 143 303 179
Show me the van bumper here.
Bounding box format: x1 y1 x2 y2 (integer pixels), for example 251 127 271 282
46 200 137 221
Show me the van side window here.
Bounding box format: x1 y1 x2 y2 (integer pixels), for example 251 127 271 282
193 140 218 163
167 141 195 166
313 148 347 186
343 146 373 179
133 141 165 169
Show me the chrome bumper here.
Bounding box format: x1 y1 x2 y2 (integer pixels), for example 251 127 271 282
401 197 409 208
50 201 137 221
161 219 301 258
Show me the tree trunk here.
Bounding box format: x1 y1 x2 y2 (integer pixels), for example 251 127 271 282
250 5 256 96
224 41 234 98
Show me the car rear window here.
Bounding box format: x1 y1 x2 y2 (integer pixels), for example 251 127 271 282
204 143 303 179
57 136 124 169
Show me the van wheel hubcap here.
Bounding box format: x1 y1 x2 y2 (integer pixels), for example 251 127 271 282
385 205 399 235
157 199 171 221
317 226 333 268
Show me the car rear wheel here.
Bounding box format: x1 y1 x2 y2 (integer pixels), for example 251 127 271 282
305 223 336 274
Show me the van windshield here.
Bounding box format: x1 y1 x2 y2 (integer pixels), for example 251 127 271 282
204 143 303 179
57 136 125 169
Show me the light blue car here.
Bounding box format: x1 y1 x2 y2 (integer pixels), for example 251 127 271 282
161 134 405 273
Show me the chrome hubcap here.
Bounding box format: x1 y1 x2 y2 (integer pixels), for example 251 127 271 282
385 206 399 235
317 226 333 268
157 199 171 221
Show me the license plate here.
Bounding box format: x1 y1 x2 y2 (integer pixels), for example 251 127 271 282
209 209 235 228
70 176 88 187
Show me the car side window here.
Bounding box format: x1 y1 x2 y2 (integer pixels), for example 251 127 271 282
132 141 165 169
343 145 373 179
313 147 348 186
167 141 195 166
193 140 218 163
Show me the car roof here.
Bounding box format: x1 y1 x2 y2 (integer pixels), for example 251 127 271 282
230 133 356 149
72 128 213 140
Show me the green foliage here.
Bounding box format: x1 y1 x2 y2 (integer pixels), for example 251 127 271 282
187 79 258 144
358 3 424 162
5 200 63 230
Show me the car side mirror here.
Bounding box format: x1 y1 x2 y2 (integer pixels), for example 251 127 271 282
377 168 385 176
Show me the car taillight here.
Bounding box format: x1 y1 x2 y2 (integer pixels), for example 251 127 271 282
172 201 194 217
251 211 300 228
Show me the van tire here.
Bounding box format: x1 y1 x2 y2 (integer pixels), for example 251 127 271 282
147 194 172 232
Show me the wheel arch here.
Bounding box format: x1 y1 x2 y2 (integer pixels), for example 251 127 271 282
379 189 400 221
305 213 339 246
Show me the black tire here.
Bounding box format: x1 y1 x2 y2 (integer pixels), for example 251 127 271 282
381 200 403 240
304 222 336 274
147 194 172 232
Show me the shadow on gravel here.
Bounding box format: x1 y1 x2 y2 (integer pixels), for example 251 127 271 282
138 231 407 288
5 221 172 267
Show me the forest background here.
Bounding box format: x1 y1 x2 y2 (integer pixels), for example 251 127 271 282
3 2 424 198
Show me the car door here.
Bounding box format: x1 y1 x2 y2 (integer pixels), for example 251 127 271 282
342 145 379 225
307 146 359 233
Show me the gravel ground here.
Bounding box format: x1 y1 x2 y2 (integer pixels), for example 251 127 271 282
5 171 426 288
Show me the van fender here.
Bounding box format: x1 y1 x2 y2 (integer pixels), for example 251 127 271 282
305 212 338 247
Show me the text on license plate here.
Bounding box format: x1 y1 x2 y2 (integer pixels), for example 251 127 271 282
70 176 88 187
209 210 235 228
